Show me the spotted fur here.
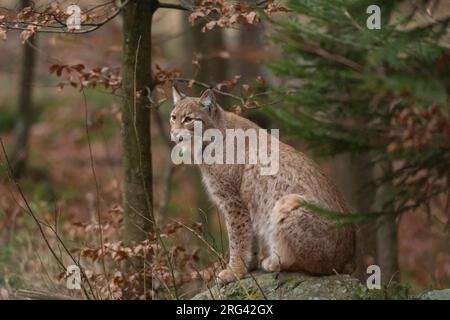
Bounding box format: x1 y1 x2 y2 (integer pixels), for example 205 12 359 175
170 88 355 284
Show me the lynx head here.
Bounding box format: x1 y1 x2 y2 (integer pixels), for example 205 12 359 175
170 86 220 141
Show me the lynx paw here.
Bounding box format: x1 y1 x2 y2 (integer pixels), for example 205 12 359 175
261 256 281 272
216 268 245 286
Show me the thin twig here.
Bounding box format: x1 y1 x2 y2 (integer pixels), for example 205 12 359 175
0 138 95 299
171 78 246 105
158 1 191 11
81 87 113 299
0 0 129 34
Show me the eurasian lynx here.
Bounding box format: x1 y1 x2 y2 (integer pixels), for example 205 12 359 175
169 87 355 284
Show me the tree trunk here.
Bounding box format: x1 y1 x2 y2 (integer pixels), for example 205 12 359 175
376 212 399 282
204 29 227 84
331 153 377 280
191 27 227 84
191 20 228 106
11 0 38 178
332 155 399 282
236 18 272 128
237 23 264 78
373 164 399 283
187 15 228 230
121 0 157 244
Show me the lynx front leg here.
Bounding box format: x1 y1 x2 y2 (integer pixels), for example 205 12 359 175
217 197 255 285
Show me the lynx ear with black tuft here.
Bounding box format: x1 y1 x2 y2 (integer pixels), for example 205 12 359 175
199 89 216 112
172 85 185 105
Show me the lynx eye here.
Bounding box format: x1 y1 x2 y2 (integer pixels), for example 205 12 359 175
170 114 176 122
183 116 194 123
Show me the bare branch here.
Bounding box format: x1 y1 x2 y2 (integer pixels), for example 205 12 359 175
158 1 191 11
171 77 247 106
0 0 129 34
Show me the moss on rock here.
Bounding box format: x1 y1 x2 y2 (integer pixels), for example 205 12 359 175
419 289 450 300
192 272 365 300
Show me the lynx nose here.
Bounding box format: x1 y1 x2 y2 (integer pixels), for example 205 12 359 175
170 130 183 142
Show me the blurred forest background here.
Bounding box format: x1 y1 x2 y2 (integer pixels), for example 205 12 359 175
0 0 449 299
